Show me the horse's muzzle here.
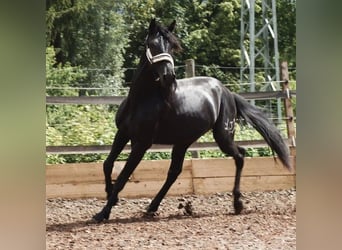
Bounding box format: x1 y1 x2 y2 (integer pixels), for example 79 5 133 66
159 72 176 87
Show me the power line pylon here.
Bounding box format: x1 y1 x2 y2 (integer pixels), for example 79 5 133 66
240 0 281 123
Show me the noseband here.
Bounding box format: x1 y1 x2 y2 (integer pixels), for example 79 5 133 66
145 47 174 70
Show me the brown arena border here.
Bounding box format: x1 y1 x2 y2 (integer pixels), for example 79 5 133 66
46 157 296 199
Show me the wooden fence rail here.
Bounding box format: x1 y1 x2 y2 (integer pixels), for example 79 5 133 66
46 89 296 155
46 139 293 155
46 90 296 155
46 90 296 105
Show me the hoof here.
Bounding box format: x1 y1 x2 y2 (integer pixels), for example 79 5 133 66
92 209 110 223
144 205 159 217
234 200 243 215
143 210 159 218
146 203 158 213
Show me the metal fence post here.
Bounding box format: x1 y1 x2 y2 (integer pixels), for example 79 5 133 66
281 61 296 157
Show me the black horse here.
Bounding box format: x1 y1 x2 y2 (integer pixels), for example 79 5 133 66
93 19 291 222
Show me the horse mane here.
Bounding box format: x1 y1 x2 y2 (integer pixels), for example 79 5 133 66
154 21 182 52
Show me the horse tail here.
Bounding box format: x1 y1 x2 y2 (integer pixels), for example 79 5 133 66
233 93 292 170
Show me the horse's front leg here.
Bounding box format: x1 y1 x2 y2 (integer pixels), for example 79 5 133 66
104 129 129 199
93 141 151 222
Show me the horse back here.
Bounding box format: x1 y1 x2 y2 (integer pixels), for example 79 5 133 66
153 77 227 143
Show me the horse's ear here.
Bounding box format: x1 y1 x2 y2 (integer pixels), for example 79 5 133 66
168 20 176 32
148 18 157 34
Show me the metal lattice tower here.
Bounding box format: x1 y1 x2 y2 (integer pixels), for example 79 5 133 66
240 0 282 123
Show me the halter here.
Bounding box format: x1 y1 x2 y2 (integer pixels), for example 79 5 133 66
145 47 175 70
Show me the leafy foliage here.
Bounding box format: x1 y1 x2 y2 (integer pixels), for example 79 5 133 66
46 46 86 96
46 47 118 164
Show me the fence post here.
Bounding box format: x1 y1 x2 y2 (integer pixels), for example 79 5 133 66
280 61 296 156
185 59 195 78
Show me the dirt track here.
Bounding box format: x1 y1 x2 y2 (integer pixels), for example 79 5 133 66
46 188 296 249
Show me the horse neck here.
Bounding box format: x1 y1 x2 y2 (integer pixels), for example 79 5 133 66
127 56 175 110
127 61 160 104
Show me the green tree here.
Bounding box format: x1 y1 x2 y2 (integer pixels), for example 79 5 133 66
46 0 129 95
277 0 296 68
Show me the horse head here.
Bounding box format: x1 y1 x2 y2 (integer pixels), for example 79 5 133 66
145 19 182 89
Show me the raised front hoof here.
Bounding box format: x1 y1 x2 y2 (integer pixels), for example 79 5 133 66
234 200 244 215
92 209 110 223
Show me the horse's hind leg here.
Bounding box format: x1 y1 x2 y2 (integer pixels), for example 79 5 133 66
104 129 129 199
147 143 190 214
213 126 246 215
231 146 246 214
